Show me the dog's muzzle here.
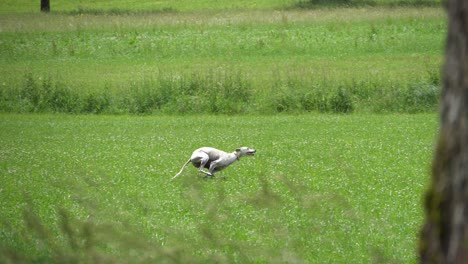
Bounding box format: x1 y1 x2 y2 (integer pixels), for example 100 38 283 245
247 149 256 156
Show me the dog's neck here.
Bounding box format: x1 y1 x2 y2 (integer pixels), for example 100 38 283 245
233 151 241 161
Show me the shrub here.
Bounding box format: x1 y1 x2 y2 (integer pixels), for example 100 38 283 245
19 74 43 112
0 72 440 115
329 88 354 114
402 84 439 113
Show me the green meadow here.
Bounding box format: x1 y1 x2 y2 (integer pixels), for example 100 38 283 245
1 114 437 263
1 0 443 263
0 1 445 114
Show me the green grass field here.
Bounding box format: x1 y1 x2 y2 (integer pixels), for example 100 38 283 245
1 0 443 262
0 1 445 114
0 113 437 263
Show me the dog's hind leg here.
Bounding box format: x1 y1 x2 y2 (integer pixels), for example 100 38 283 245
190 152 213 176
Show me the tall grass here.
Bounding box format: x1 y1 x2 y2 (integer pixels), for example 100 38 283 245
295 0 441 8
0 70 439 114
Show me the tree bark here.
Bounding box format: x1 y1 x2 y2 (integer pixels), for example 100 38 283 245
41 0 50 12
419 0 468 263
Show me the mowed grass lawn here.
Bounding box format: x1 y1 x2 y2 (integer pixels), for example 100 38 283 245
0 114 437 263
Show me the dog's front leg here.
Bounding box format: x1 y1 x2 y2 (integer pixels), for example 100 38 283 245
198 165 213 176
208 161 220 177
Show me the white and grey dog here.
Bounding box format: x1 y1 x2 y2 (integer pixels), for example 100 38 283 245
172 147 256 180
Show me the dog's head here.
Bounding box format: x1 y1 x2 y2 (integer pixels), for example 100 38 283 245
235 147 256 158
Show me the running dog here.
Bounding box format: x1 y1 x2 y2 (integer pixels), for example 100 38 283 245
172 147 256 180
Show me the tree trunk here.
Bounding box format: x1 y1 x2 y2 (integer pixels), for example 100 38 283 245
419 0 468 263
41 0 50 12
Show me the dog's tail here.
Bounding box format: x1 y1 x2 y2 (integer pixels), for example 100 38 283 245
171 158 191 180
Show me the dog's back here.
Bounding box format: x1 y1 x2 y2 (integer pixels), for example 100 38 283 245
193 147 226 160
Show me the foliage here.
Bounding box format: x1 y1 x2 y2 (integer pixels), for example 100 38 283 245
0 0 442 14
0 72 440 114
295 0 441 8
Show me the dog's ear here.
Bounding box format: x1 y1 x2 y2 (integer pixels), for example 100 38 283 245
235 148 241 152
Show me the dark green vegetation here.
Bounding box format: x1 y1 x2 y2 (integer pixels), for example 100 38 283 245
0 114 437 263
0 0 442 14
